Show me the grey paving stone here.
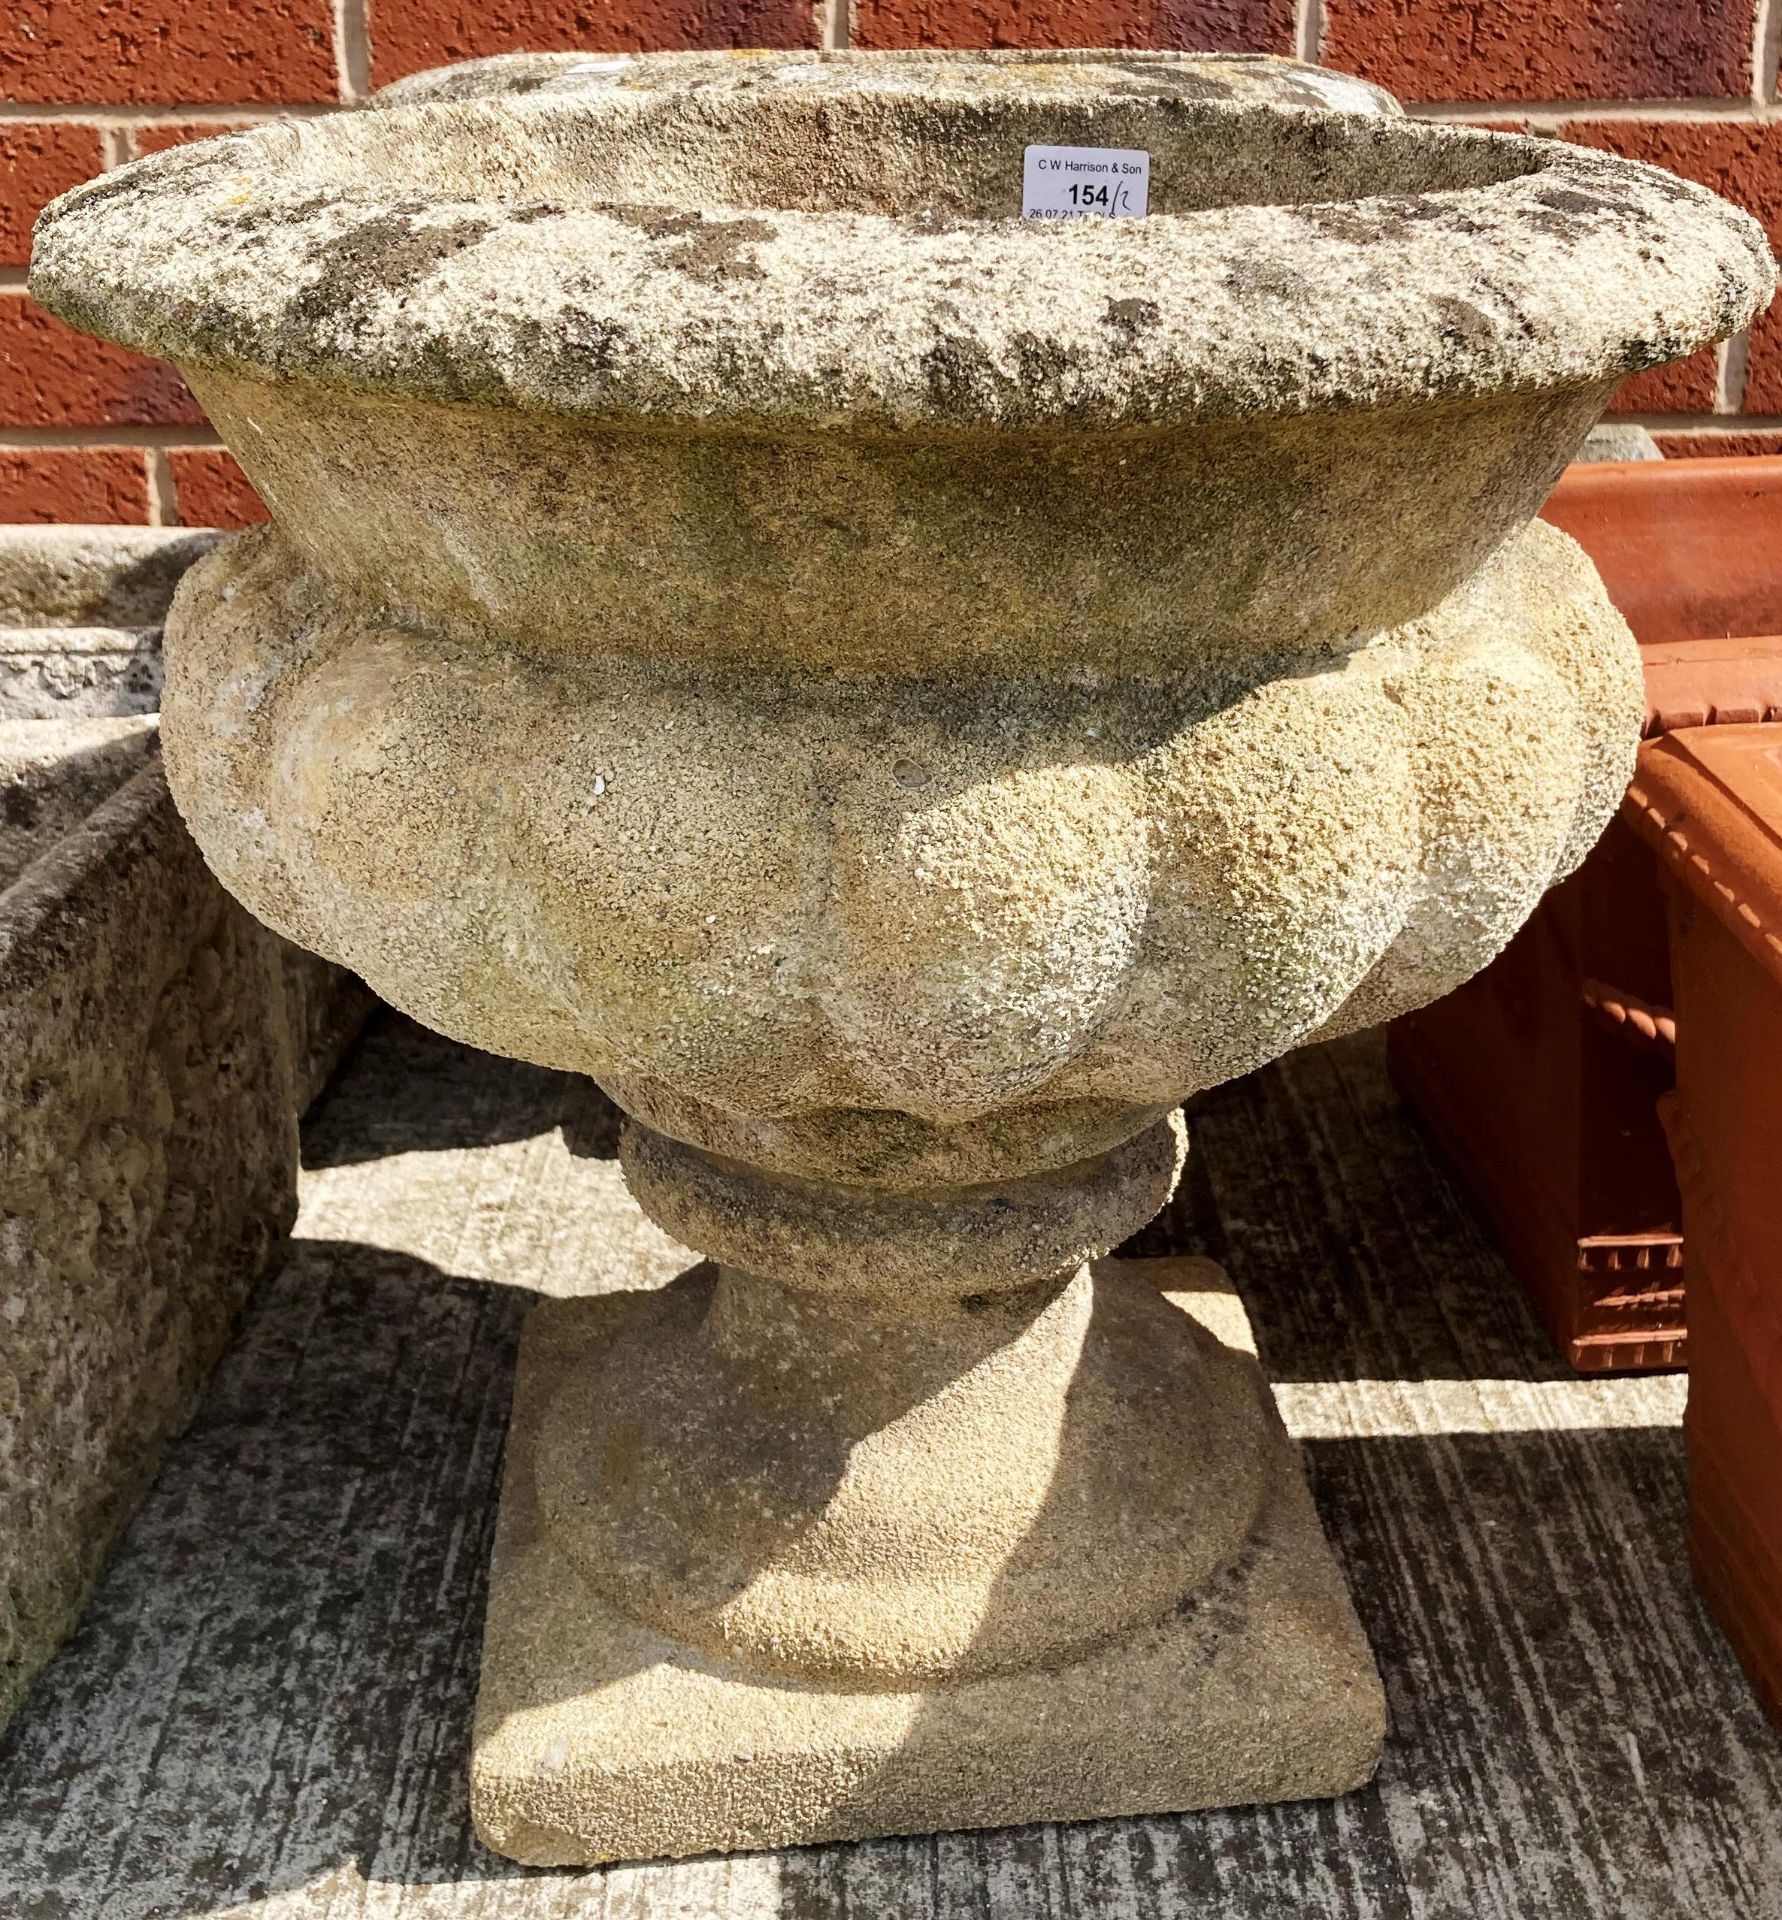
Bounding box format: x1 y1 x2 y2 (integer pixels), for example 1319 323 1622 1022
1 1015 1777 1918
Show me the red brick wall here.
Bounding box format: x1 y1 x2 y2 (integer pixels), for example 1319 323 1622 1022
3 0 1779 525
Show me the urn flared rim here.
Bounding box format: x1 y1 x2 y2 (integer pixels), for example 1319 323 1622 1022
366 47 1404 118
29 48 1774 434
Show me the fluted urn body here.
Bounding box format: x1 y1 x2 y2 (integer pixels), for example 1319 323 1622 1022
33 48 1773 1863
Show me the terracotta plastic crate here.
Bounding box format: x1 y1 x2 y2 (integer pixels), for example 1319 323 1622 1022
1542 456 1782 653
1388 457 1782 1373
1625 725 1782 1728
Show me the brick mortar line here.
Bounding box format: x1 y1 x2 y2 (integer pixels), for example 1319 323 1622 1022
0 427 225 449
1721 332 1754 413
1761 0 1782 105
1417 98 1782 121
0 102 340 125
817 0 850 51
6 97 1782 130
335 0 371 104
145 447 175 527
1295 0 1324 67
1619 412 1782 430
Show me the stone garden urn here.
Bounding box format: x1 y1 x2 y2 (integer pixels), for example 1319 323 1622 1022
31 48 1772 1865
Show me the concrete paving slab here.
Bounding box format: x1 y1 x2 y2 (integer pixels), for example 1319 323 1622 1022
0 1016 1777 1918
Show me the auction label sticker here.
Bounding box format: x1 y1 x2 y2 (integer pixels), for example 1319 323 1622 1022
1022 145 1150 219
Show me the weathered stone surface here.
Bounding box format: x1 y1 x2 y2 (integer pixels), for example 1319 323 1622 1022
0 714 158 880
0 526 220 720
0 523 220 628
24 49 1770 1860
0 527 379 1109
30 55 1767 444
1578 421 1664 462
0 626 164 720
280 942 376 1112
371 46 1401 116
0 525 376 1107
0 527 375 1735
0 753 297 1731
474 1258 1385 1866
156 513 1643 1123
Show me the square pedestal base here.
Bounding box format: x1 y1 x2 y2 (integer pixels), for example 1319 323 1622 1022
471 1259 1386 1866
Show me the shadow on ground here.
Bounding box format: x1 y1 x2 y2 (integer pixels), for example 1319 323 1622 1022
301 1012 596 1171
2 1030 1778 1918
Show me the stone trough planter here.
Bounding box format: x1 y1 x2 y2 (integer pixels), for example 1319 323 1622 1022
0 524 214 721
0 527 373 1734
30 48 1772 1862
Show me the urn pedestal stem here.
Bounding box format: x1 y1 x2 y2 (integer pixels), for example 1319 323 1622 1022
468 1109 1390 1859
550 1112 1281 1690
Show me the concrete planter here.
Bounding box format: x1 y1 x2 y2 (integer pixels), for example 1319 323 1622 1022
0 527 372 1734
0 525 214 721
30 49 1772 1861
